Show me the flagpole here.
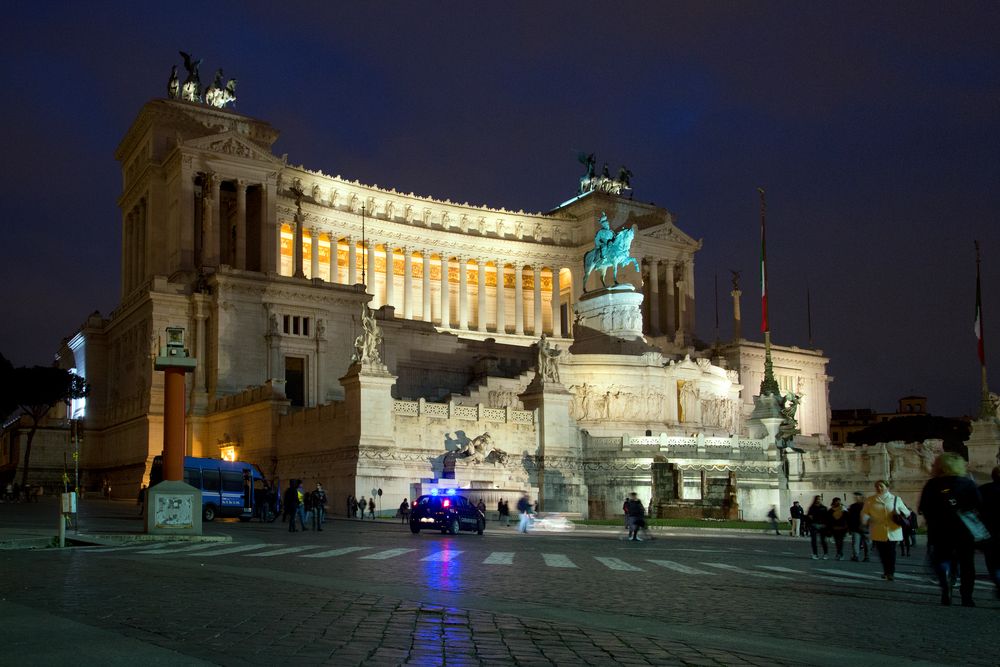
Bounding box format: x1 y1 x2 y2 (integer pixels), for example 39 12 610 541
759 188 780 397
976 241 990 418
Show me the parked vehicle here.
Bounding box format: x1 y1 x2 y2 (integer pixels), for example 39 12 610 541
150 456 267 522
409 489 485 535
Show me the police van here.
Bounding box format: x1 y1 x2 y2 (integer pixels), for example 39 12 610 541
150 456 268 522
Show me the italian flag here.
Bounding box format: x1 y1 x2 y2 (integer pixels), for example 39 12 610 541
760 201 769 333
975 262 985 364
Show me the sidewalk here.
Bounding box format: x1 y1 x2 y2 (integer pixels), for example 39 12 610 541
0 496 230 549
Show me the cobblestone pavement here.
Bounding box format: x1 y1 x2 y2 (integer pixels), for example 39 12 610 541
1 500 997 665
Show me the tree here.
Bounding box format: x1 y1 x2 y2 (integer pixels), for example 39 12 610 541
13 365 89 489
0 354 15 422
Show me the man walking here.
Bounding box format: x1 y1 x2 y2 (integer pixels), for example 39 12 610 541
516 494 532 533
312 483 327 531
847 491 869 562
399 498 410 524
284 480 300 533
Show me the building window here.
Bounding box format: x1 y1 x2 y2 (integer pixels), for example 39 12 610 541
281 315 312 337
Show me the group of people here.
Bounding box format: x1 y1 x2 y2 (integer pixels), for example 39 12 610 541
787 455 999 607
348 494 376 520
283 480 327 532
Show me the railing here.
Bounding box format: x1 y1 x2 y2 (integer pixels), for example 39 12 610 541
392 399 535 424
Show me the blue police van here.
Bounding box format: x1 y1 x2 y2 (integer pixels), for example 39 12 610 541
150 456 268 522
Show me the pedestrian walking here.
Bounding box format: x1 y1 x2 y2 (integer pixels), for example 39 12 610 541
295 481 309 531
863 479 910 581
828 497 848 560
136 484 147 516
766 505 780 535
311 483 327 531
789 501 804 537
847 491 870 562
980 466 1000 600
399 498 410 524
284 481 301 533
517 494 532 533
807 496 829 559
357 495 366 520
918 453 983 606
625 492 647 541
368 496 375 519
499 499 510 527
477 498 486 518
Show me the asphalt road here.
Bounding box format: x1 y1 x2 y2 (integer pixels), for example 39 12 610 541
1 502 997 666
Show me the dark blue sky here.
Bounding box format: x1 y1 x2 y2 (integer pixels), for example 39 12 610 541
2 2 998 417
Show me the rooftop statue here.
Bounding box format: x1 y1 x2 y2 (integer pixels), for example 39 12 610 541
205 68 238 108
179 51 203 102
576 153 633 196
167 65 179 99
582 212 640 291
617 166 632 188
352 303 383 366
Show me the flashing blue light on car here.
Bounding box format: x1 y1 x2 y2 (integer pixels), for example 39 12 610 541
446 488 456 496
430 489 439 496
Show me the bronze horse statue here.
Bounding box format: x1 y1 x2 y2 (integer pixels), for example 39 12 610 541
583 226 640 291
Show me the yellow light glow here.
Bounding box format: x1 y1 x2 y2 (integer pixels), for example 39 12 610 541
219 445 238 462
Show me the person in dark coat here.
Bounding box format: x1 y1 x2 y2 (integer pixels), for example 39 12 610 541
828 497 849 560
918 453 983 606
625 492 646 541
847 491 870 562
806 496 829 560
284 480 300 533
980 466 1000 600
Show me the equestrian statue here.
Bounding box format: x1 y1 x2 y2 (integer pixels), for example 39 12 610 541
582 212 640 292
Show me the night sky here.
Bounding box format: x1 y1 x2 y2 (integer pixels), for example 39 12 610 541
2 2 998 418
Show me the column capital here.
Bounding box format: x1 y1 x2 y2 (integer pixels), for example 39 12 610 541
235 178 247 190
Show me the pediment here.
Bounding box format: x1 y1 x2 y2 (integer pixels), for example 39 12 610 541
181 131 282 164
640 222 699 248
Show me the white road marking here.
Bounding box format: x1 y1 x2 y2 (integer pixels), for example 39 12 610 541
595 557 643 571
300 546 371 559
483 552 514 565
702 563 789 579
542 553 577 568
360 548 416 560
815 568 882 581
647 560 715 575
422 550 463 562
139 542 227 555
244 546 322 557
191 543 278 557
759 565 807 574
85 542 184 553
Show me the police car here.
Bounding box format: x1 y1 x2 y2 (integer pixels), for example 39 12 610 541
409 489 485 535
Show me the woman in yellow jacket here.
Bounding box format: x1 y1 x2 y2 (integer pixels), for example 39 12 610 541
862 479 911 581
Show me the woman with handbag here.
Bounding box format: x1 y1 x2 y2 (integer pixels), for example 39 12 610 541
862 480 910 581
918 453 984 606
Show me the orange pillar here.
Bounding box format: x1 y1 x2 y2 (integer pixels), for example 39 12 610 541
162 367 187 481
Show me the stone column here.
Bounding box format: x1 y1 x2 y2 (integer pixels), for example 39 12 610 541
550 267 562 338
440 255 450 327
458 257 469 330
235 179 247 270
676 275 686 341
123 210 133 295
201 173 214 268
384 245 395 310
477 260 487 332
403 248 413 319
309 227 320 280
533 266 543 335
348 238 357 284
209 175 221 267
664 260 676 336
179 167 196 272
514 264 524 335
569 265 583 338
685 260 697 333
731 288 742 342
293 213 305 278
648 260 660 336
495 262 506 334
422 250 432 321
262 175 278 273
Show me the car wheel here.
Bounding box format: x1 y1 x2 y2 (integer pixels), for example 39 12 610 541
410 523 420 534
477 518 485 535
449 518 460 535
203 505 216 522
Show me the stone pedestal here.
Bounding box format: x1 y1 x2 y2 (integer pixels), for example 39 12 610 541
575 285 644 341
967 418 1000 476
145 479 203 535
520 380 586 515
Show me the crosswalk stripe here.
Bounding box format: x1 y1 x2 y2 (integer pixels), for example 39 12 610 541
139 543 226 555
815 568 882 581
702 563 789 579
422 550 463 562
595 557 643 571
244 546 322 557
300 546 370 559
191 544 278 557
759 565 807 574
889 572 925 581
542 553 577 568
483 552 514 565
85 542 183 553
647 560 715 575
360 548 415 560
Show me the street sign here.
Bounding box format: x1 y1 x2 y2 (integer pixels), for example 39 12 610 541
377 488 383 497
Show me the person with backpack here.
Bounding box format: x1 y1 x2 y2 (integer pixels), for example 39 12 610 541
807 495 830 560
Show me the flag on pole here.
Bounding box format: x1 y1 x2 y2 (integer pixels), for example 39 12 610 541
975 246 985 364
759 188 769 333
